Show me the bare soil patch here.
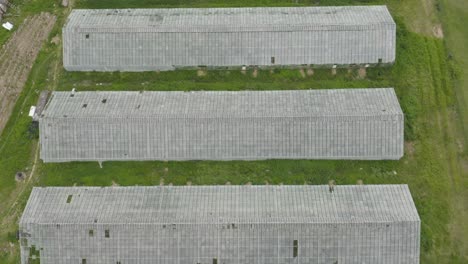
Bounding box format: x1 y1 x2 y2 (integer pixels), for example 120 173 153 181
252 68 258 78
50 35 60 45
197 69 207 77
299 68 306 78
14 172 26 182
306 68 314 76
358 67 367 79
433 24 444 38
0 13 56 135
405 141 416 158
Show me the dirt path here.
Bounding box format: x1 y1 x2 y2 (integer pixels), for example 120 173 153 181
0 12 56 136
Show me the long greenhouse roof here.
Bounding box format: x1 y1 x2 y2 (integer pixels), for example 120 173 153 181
64 6 395 32
21 185 419 225
41 89 402 119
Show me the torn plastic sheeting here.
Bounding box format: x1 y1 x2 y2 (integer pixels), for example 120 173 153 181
2 21 13 30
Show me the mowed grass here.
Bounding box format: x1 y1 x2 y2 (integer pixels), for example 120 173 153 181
0 0 467 263
438 0 468 258
439 0 468 147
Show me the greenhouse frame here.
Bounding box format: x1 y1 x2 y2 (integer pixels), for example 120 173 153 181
63 6 396 71
38 88 404 162
20 185 420 264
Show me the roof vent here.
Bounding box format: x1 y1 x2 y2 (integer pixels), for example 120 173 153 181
101 99 107 104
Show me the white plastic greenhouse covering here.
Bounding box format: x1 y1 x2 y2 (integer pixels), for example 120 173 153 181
63 6 396 71
38 88 404 162
19 185 420 264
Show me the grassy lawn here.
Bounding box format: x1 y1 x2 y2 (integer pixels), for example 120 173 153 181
0 0 467 263
438 0 468 258
439 0 468 144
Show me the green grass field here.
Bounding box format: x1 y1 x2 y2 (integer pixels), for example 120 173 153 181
0 0 467 263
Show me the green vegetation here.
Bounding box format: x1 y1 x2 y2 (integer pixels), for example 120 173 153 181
27 246 40 264
438 0 468 259
0 0 59 46
439 0 468 146
0 0 466 263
